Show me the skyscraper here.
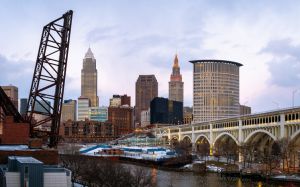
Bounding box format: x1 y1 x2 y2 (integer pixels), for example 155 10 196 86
61 99 77 122
135 75 158 125
169 54 184 103
20 98 28 115
77 97 90 121
81 47 99 107
190 60 242 123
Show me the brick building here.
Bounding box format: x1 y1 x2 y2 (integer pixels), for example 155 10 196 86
108 106 133 137
59 120 113 143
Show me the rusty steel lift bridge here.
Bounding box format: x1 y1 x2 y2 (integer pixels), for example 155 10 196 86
0 10 73 147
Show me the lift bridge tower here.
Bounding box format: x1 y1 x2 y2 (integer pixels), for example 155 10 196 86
0 10 73 148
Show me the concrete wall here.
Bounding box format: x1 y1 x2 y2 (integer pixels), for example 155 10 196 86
5 172 20 187
44 173 71 187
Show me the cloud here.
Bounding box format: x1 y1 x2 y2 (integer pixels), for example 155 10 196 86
86 25 120 43
261 39 300 87
0 54 34 98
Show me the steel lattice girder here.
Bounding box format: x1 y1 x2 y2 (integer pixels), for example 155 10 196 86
26 10 73 147
0 86 24 122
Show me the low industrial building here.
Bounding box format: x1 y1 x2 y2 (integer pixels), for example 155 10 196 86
0 156 71 187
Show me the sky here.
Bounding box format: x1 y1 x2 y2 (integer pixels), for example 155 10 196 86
0 0 300 113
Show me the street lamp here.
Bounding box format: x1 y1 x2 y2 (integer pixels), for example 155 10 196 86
292 89 300 107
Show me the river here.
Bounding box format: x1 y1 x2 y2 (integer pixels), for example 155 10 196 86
123 163 298 187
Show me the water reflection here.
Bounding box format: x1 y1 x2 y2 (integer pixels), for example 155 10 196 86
123 163 296 187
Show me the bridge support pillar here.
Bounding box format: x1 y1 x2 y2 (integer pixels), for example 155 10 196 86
238 120 243 143
210 145 214 156
191 126 196 152
280 114 285 139
178 128 182 141
239 152 244 163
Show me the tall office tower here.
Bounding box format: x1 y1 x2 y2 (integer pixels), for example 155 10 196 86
61 99 77 122
190 60 242 123
141 109 150 127
20 98 28 115
81 47 99 107
77 97 90 121
135 75 158 125
169 54 184 103
1 85 18 108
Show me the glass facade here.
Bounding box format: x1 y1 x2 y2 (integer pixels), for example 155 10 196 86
61 100 77 122
191 60 242 123
89 107 108 122
77 97 90 121
150 97 183 124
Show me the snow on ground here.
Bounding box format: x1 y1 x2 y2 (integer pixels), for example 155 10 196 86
0 145 29 151
272 174 300 180
80 144 177 161
74 183 84 187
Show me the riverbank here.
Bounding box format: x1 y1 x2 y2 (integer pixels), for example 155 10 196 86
78 144 300 184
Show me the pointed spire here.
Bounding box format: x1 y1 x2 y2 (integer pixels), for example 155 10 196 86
173 54 179 68
85 47 95 59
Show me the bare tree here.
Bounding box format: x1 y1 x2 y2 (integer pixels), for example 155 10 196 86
173 140 192 157
197 143 210 162
239 142 256 168
60 154 152 187
130 167 153 187
60 154 86 184
276 137 297 173
217 139 238 164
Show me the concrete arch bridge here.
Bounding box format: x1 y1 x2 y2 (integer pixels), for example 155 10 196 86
153 107 300 161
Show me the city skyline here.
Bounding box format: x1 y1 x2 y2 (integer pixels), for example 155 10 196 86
1 1 300 113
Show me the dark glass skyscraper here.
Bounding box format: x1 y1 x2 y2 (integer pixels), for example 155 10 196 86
20 98 28 115
81 47 99 107
150 97 183 125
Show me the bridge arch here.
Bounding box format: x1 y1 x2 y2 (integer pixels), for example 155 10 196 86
244 129 277 143
182 135 192 142
291 129 300 141
195 134 211 145
171 135 179 140
213 132 239 146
